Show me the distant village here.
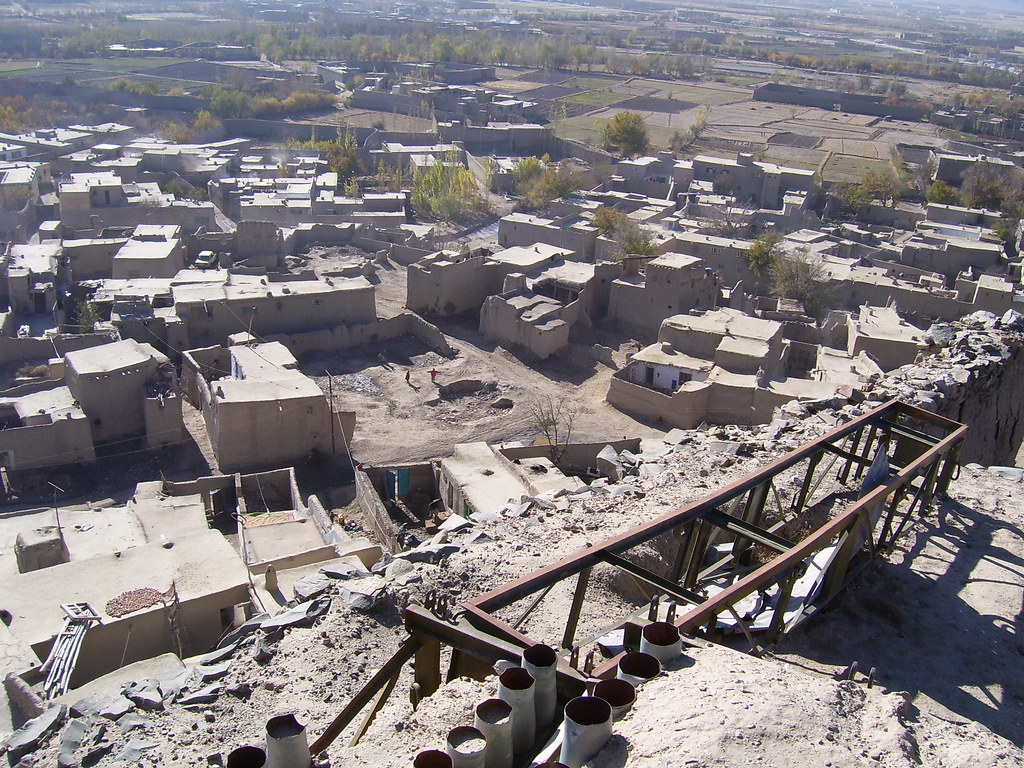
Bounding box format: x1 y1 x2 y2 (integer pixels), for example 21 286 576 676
1 49 1023 754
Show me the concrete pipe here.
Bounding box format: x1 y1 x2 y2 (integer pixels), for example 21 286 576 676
534 763 571 768
497 667 536 756
474 698 514 768
593 678 636 721
559 696 613 768
615 651 661 687
227 746 267 768
445 725 486 768
265 714 311 768
639 621 682 665
522 644 558 731
413 749 453 768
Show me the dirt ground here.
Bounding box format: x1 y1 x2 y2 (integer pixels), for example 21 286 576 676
297 253 663 465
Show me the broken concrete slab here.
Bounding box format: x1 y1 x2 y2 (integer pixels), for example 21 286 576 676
194 661 232 683
216 613 269 649
1000 309 1024 331
198 642 240 667
5 703 66 760
662 428 691 445
469 509 502 524
70 690 134 721
337 577 389 611
114 738 158 762
176 685 225 707
334 538 383 570
57 717 89 768
122 680 163 712
439 514 474 532
926 323 956 347
116 712 152 731
384 558 415 581
707 440 743 455
596 444 624 481
5 672 45 721
260 596 331 631
293 572 334 601
155 666 193 701
320 562 372 580
393 543 461 564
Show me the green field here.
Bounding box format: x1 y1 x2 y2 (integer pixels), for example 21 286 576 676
0 57 183 80
553 114 680 151
821 153 891 183
563 76 625 90
561 90 626 106
552 116 608 146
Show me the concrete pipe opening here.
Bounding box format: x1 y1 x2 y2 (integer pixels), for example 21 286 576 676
616 651 661 685
227 746 267 768
593 678 636 720
445 725 487 768
640 621 682 664
265 714 310 768
523 644 557 667
560 696 613 768
498 666 534 691
522 643 558 730
497 667 536 755
534 763 571 768
564 696 612 727
413 749 454 768
474 698 513 768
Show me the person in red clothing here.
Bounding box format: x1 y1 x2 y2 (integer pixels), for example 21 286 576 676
428 368 440 383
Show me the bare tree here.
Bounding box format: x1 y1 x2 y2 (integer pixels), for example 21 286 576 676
527 395 580 465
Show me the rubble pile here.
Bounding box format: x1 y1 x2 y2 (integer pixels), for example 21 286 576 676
864 310 1024 413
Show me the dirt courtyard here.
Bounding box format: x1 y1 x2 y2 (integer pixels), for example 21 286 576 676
295 252 663 465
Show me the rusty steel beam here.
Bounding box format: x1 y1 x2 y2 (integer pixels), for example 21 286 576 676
598 552 704 605
406 605 588 699
703 509 795 553
310 636 421 755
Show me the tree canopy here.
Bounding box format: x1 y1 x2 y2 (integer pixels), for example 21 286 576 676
744 231 782 278
603 111 650 157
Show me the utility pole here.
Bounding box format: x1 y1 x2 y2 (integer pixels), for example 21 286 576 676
49 481 65 541
326 370 336 457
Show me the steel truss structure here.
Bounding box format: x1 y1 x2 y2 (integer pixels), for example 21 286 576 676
311 399 967 754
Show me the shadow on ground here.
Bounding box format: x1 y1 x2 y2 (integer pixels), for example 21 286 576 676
778 496 1024 746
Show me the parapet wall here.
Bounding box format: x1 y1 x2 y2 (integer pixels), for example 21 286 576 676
262 311 454 359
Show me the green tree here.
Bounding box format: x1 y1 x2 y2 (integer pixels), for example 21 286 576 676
926 180 960 206
859 170 904 207
744 231 782 278
589 206 655 257
411 151 486 221
72 300 101 333
829 182 872 217
511 156 544 194
770 251 833 319
592 206 628 237
603 111 650 157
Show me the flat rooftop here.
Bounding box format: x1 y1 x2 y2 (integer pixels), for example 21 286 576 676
65 339 159 376
0 530 249 649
